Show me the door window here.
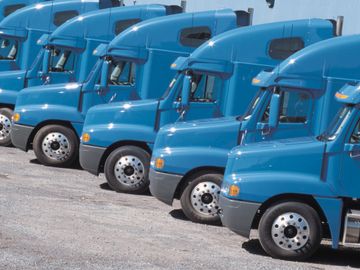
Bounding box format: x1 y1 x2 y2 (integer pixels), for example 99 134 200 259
49 48 75 73
108 60 136 86
261 90 311 123
350 119 360 144
0 38 18 60
189 74 220 102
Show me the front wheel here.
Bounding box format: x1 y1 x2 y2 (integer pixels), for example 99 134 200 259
33 125 79 167
258 201 322 261
180 172 222 225
104 146 150 194
0 108 13 147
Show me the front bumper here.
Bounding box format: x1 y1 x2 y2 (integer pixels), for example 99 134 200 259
11 124 34 152
219 195 261 238
79 144 106 176
149 168 183 205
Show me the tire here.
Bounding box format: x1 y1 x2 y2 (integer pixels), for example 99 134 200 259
0 108 13 147
258 201 322 261
33 124 79 167
104 146 150 194
180 172 223 225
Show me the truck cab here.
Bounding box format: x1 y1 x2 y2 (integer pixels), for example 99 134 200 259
0 0 118 146
11 8 247 168
219 82 360 260
0 4 171 146
149 23 360 225
79 19 334 196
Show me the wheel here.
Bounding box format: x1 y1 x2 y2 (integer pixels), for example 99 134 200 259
33 125 79 167
0 108 13 147
258 201 322 261
180 172 222 225
104 146 150 194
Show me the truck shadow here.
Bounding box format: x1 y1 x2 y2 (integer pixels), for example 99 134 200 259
169 209 223 227
99 182 152 196
242 239 360 267
29 158 83 171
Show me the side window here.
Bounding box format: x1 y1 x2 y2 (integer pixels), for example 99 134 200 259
53 10 79 26
4 4 26 17
269 37 304 60
350 119 360 144
189 74 220 102
115 19 141 35
180 26 211 47
108 60 136 86
49 48 75 73
0 39 18 60
261 90 311 123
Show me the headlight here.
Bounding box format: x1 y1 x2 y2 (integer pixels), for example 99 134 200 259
82 133 91 143
154 158 164 169
12 113 20 122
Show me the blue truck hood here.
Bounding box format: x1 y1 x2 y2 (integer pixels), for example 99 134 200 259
0 69 26 90
84 99 159 128
16 82 82 108
155 116 240 150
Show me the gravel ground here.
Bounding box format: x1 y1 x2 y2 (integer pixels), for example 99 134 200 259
0 147 359 270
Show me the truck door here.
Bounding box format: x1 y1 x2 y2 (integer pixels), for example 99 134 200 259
339 114 360 197
255 89 313 141
181 73 223 121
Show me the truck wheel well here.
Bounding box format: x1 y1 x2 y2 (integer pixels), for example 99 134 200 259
27 120 77 150
174 166 225 200
251 194 330 237
98 141 152 173
0 103 15 110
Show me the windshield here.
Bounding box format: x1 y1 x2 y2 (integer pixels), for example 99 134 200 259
0 38 18 60
317 106 352 142
48 47 76 73
108 58 136 86
240 89 266 121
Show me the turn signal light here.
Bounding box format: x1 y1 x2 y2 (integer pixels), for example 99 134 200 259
229 185 240 196
155 158 165 169
12 113 20 122
82 133 91 143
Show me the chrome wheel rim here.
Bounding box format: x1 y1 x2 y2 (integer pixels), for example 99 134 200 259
0 114 11 142
190 181 221 216
271 212 310 251
42 132 71 161
114 155 145 186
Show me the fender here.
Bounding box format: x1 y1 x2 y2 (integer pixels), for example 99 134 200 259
84 123 157 148
233 172 337 203
16 104 84 128
153 146 229 175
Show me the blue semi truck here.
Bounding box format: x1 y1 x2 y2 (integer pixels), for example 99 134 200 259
0 4 175 146
0 0 121 146
149 22 360 225
219 82 360 260
11 9 251 167
78 19 336 195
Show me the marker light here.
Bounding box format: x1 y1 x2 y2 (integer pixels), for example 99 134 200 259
229 185 240 196
12 113 20 122
155 158 165 169
252 78 261 84
335 92 348 99
82 133 91 143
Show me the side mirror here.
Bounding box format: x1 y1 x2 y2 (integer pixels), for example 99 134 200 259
268 93 281 129
181 75 191 108
42 49 50 75
100 60 109 88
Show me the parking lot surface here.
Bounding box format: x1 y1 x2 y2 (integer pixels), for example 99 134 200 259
0 147 359 270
